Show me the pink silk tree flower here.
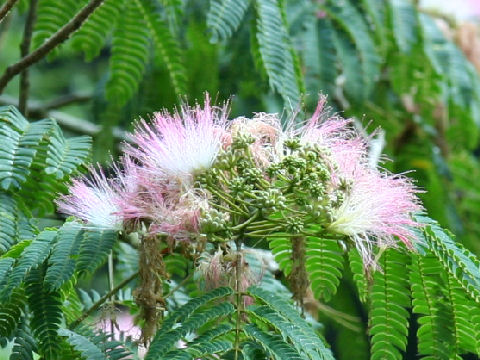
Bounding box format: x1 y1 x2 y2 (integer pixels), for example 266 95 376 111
125 94 230 185
298 97 422 267
56 167 126 230
328 161 422 268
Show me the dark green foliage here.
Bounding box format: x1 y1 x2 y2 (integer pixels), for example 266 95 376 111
44 126 91 180
75 229 118 275
59 328 108 360
0 289 26 338
388 0 419 54
0 106 90 215
0 115 53 190
369 249 410 360
32 0 87 56
326 0 380 102
105 1 150 106
9 318 37 360
207 0 250 42
134 0 187 99
411 254 454 359
347 248 368 303
25 267 64 359
243 323 303 360
306 236 344 302
255 0 301 106
0 230 56 300
71 0 126 60
303 16 337 107
248 286 334 360
45 223 83 290
421 215 480 302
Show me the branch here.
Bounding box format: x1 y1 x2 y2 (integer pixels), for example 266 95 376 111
44 93 92 110
69 271 138 329
0 0 18 23
19 0 39 115
0 0 105 93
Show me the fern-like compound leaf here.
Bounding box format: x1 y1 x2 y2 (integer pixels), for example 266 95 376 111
32 0 87 58
348 247 368 303
369 248 410 360
207 0 250 42
244 323 303 360
422 216 480 303
0 288 26 338
75 228 118 275
0 116 53 190
134 0 187 98
254 0 301 106
248 286 334 360
59 328 108 360
270 235 292 275
9 317 37 360
303 16 337 108
44 124 91 180
410 253 454 359
388 0 419 54
306 236 344 302
105 1 150 106
326 0 381 102
146 299 234 359
0 229 57 300
45 223 83 290
71 0 126 61
25 266 64 359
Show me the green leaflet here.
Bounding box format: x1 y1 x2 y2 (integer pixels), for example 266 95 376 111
410 254 454 359
306 236 344 302
134 0 187 98
71 0 126 61
105 1 150 106
420 215 480 303
207 0 251 42
32 0 88 58
75 228 118 276
369 248 410 360
25 266 64 359
255 0 301 106
59 328 108 360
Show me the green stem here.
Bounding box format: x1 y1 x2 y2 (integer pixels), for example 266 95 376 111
234 236 243 360
69 271 138 329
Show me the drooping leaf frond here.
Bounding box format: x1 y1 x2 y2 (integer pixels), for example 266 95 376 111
25 266 64 359
105 1 150 106
71 0 126 61
75 228 118 276
133 0 187 98
207 0 250 42
369 248 410 360
306 236 344 302
32 0 87 57
254 0 301 106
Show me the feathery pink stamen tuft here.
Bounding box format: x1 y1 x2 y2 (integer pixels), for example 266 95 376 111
125 94 229 183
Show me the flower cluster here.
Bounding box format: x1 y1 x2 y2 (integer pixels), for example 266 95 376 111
56 94 422 268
